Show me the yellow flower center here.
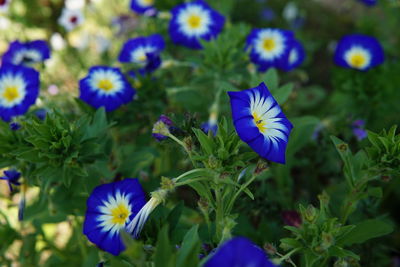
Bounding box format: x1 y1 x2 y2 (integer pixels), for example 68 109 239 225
142 0 154 5
110 203 130 225
349 53 366 68
188 15 202 29
253 112 267 133
262 38 276 52
97 79 114 92
3 86 19 102
138 54 147 62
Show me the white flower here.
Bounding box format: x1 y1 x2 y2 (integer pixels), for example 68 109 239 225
0 0 11 13
50 33 66 50
58 8 84 31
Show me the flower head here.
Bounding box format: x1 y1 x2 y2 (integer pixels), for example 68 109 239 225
79 66 136 112
130 0 156 14
201 111 218 136
334 34 384 71
126 189 168 238
58 8 84 31
169 0 225 49
83 178 146 256
152 115 174 141
358 0 377 6
9 122 21 130
0 64 40 121
0 169 21 192
119 34 165 74
282 210 302 227
351 119 367 141
205 237 276 267
281 39 305 71
0 0 11 13
228 82 293 164
246 28 295 72
2 40 51 66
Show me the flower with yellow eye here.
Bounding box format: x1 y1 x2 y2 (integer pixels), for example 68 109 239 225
83 178 146 256
79 66 136 112
0 64 39 121
169 0 225 49
334 34 384 71
246 28 295 72
130 0 156 14
228 82 293 164
2 40 50 66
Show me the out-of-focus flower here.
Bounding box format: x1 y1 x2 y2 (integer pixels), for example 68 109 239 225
351 119 367 141
283 2 298 22
261 8 276 22
83 178 146 256
169 0 225 49
50 33 66 51
282 210 302 227
119 34 165 74
152 115 174 141
228 82 293 164
205 237 276 267
130 0 156 15
246 28 295 72
0 64 40 121
47 84 59 95
95 35 111 54
79 66 136 112
9 122 21 130
65 0 85 9
334 34 384 71
201 111 218 136
35 109 47 120
0 0 11 13
358 0 377 6
112 15 139 37
281 39 305 71
0 169 21 192
126 189 168 237
18 186 25 221
58 8 85 31
2 40 51 66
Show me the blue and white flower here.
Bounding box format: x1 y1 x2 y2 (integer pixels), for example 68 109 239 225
334 34 384 71
118 34 165 74
205 237 277 267
0 64 40 122
58 8 84 31
83 178 146 256
246 28 295 72
201 111 218 136
358 0 377 6
228 82 293 164
0 169 21 192
281 39 305 71
2 40 51 66
169 0 225 49
130 0 156 14
79 66 136 112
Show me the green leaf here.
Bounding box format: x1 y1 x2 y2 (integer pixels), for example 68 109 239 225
338 219 394 246
329 246 360 260
176 225 200 267
274 83 293 105
263 68 279 91
155 225 175 267
192 128 214 155
280 238 303 250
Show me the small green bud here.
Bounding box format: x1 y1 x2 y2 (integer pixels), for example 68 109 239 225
207 155 220 169
334 259 349 267
160 177 175 191
337 143 348 152
254 160 269 175
321 232 334 250
318 191 330 206
198 197 209 213
263 243 277 255
183 136 194 152
304 204 317 223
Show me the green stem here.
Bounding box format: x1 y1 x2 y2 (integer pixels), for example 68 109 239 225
276 248 301 266
174 168 209 182
225 175 257 214
175 177 212 187
168 133 197 167
214 186 224 243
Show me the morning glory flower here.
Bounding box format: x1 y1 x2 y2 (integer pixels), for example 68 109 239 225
152 115 174 141
0 0 11 13
0 169 21 192
58 8 84 31
281 39 305 71
130 0 156 14
205 237 277 267
79 66 136 112
83 178 146 256
201 111 218 136
0 64 40 122
358 0 377 6
169 0 225 49
334 34 384 71
2 40 50 66
246 28 295 72
118 34 165 74
228 82 293 164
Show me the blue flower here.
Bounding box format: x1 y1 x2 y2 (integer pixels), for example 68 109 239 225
2 40 51 66
0 64 40 122
201 121 218 136
205 237 277 267
358 0 377 6
35 109 47 120
118 34 165 74
334 34 384 71
79 66 136 112
83 178 147 256
0 169 21 192
130 0 156 14
169 0 225 49
351 119 367 141
10 122 21 131
228 82 293 164
152 115 174 141
281 39 305 71
246 28 295 72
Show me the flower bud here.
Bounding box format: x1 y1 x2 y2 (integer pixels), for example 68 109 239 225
264 243 277 255
304 204 317 223
152 115 173 141
282 210 302 227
